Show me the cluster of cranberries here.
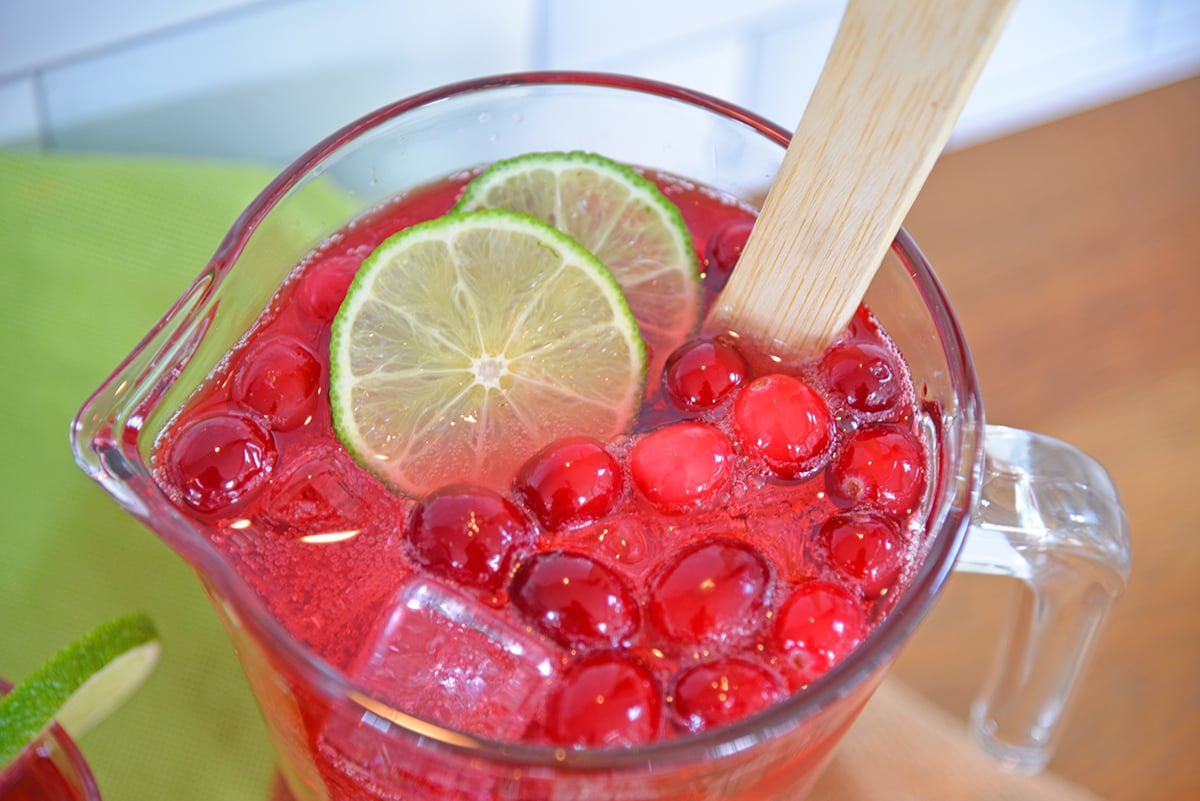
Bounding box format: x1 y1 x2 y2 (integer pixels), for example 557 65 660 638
158 210 928 750
398 316 921 743
392 299 926 746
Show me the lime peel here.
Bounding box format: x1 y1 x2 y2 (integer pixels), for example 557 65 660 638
0 612 159 769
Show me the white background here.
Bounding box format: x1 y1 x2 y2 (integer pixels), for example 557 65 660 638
0 0 1197 164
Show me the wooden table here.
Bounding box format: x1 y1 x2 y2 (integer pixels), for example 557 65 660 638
878 76 1199 801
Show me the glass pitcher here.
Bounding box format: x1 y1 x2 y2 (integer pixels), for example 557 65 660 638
72 72 1130 801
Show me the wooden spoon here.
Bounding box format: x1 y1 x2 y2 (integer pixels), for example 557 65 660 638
708 0 1015 357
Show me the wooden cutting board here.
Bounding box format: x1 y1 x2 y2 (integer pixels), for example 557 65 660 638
811 678 1104 800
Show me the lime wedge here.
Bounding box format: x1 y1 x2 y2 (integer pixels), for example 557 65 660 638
0 612 159 768
330 209 647 497
454 151 703 378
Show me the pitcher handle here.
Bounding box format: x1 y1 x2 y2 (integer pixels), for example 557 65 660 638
952 425 1131 773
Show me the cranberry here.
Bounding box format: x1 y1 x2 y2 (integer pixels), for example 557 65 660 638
407 484 534 591
772 580 867 687
662 337 749 411
296 254 360 323
544 651 662 748
826 424 926 518
630 422 734 513
820 511 904 598
819 340 903 415
162 413 277 515
732 374 833 479
706 219 755 275
230 336 322 432
511 551 639 648
670 656 785 734
514 437 622 531
647 538 771 648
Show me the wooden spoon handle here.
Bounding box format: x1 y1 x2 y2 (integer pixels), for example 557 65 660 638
709 0 1014 357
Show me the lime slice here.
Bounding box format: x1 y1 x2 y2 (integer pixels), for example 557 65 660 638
454 151 703 377
0 612 159 768
330 209 647 497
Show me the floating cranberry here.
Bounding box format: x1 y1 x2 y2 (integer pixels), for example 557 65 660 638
407 484 534 591
826 424 926 518
514 437 622 531
663 337 749 411
732 374 833 479
630 422 734 513
772 580 867 687
670 656 785 734
820 511 904 598
820 340 903 415
162 413 277 516
648 538 771 648
296 254 361 323
544 651 662 748
706 219 755 275
230 336 322 432
511 551 639 649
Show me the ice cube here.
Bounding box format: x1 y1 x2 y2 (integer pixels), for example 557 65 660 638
265 447 403 537
345 578 561 742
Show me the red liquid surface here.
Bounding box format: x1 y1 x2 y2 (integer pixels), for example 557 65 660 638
154 170 927 755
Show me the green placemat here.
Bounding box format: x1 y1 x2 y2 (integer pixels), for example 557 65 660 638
0 149 300 800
